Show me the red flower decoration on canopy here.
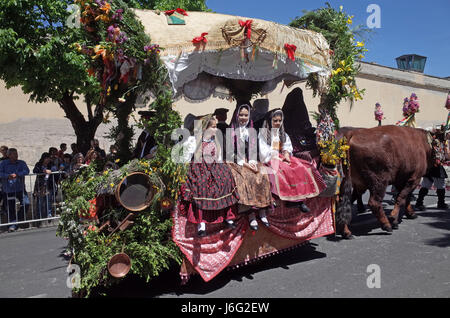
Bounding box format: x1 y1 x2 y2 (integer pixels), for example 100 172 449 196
164 8 188 16
284 43 297 61
192 32 208 44
239 19 253 39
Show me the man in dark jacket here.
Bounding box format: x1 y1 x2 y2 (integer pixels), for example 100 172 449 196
134 110 157 159
213 108 229 136
0 148 30 231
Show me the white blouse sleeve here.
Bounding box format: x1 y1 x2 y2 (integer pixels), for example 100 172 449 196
258 133 275 164
178 136 197 163
282 133 293 154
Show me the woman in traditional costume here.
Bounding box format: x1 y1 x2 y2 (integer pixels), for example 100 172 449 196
182 114 240 237
258 109 326 212
227 104 273 230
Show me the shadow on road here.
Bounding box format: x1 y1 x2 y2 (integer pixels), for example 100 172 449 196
416 210 450 248
88 242 326 298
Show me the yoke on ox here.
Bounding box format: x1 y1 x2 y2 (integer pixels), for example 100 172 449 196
336 125 433 238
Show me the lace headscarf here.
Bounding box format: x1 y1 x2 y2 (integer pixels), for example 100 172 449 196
230 104 257 162
193 114 222 162
231 104 253 141
261 108 287 146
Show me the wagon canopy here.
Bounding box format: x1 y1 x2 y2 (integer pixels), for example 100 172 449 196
134 10 332 102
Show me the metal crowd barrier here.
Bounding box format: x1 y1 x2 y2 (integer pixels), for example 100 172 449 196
0 171 66 231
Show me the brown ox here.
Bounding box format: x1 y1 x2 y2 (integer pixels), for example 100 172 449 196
336 125 433 238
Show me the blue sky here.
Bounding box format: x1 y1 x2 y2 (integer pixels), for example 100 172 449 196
206 0 450 78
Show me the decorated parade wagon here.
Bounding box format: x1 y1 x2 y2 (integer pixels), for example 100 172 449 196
135 9 336 283
58 6 354 296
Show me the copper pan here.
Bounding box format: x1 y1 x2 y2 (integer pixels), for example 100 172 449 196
107 253 132 278
107 242 131 278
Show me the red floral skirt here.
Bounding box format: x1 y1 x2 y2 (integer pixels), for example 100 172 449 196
266 155 326 201
181 161 239 224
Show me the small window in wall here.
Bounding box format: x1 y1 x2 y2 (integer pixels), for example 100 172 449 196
396 54 427 73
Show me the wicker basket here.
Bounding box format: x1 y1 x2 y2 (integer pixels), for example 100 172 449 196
318 164 340 197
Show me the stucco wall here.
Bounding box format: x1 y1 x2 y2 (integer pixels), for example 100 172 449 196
1 62 449 166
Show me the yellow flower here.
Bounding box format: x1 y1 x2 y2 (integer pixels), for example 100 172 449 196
110 183 114 188
356 41 365 47
93 45 102 53
103 170 109 176
76 178 81 183
100 2 111 13
114 158 120 163
347 16 354 24
74 43 82 52
332 68 343 76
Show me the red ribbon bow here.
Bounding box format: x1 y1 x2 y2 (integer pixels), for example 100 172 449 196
164 8 188 16
284 43 297 61
239 19 253 39
192 32 208 44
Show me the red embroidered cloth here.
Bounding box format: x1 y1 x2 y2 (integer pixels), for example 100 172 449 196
172 196 334 282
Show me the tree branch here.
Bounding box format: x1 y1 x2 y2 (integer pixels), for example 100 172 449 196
58 91 86 128
86 97 93 121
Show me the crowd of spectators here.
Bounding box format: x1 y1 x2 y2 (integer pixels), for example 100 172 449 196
0 140 118 232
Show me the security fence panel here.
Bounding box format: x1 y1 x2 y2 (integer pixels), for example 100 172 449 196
0 171 65 231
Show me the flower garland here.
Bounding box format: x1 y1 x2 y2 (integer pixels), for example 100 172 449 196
396 93 420 127
403 93 420 117
316 111 349 166
316 111 336 142
291 4 369 128
74 0 160 105
317 137 350 166
60 1 188 297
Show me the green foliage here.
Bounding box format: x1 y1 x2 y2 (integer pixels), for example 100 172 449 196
123 0 209 11
2 0 202 296
0 0 207 153
57 158 183 296
0 0 97 103
290 3 369 127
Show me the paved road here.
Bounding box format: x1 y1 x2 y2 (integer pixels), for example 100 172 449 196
0 190 449 298
0 227 72 298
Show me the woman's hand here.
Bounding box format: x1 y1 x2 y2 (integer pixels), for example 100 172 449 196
244 162 258 173
283 151 291 163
